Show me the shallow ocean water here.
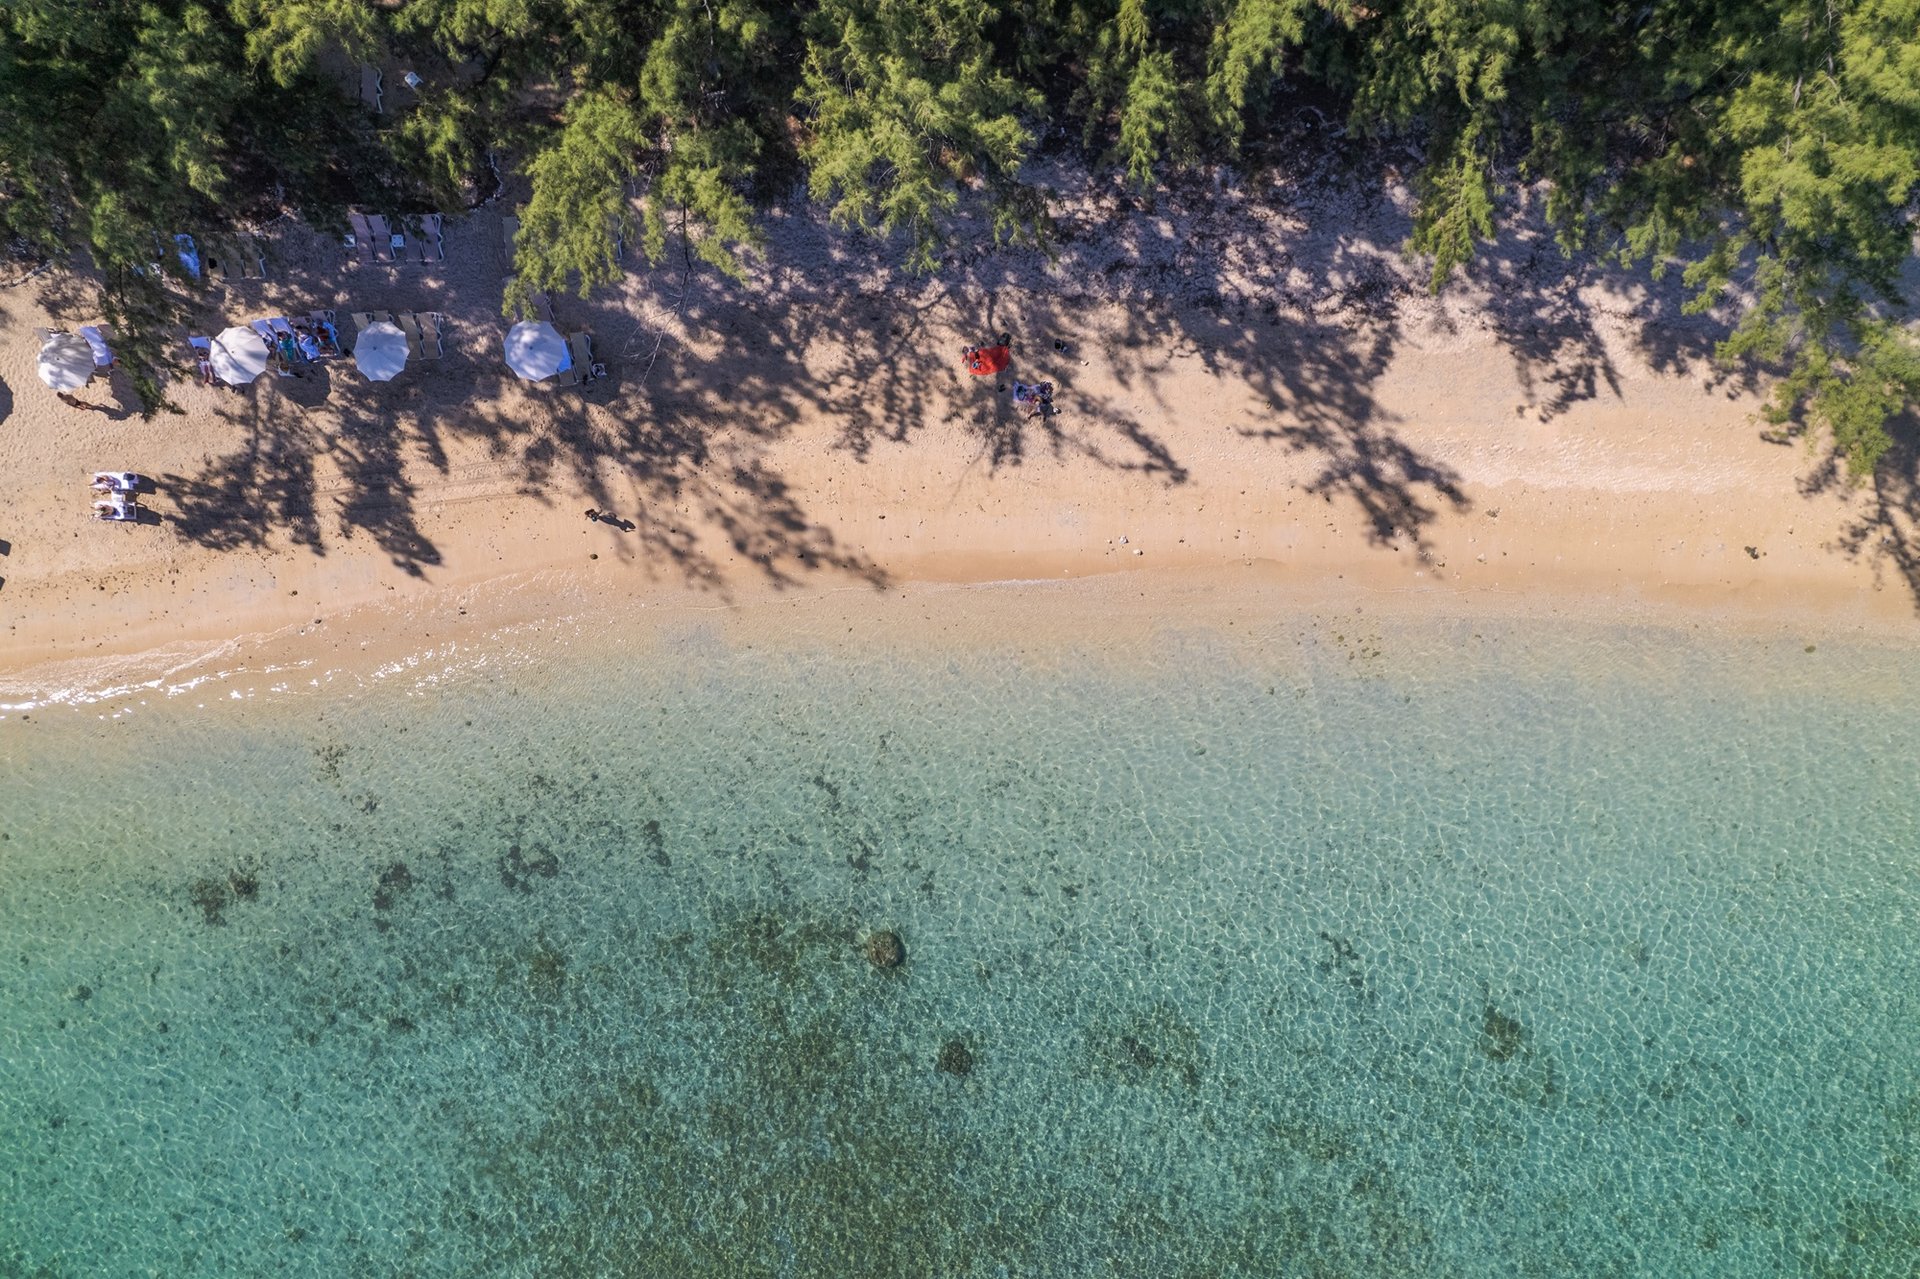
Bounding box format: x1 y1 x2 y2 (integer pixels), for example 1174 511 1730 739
2 604 1918 1276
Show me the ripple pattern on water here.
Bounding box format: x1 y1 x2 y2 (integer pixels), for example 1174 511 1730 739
1 616 1917 1276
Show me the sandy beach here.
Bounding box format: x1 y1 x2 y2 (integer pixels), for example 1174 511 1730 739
3 175 1915 695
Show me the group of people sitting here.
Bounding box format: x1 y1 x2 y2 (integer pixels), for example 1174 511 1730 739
196 315 344 385
1012 380 1055 419
264 316 343 378
962 333 1057 419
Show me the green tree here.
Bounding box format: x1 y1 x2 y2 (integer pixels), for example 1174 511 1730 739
1 0 409 412
1333 0 1920 473
799 0 1045 269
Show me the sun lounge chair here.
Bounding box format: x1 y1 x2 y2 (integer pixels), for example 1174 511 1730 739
248 320 295 375
346 212 377 265
93 494 139 522
567 331 597 381
206 236 266 281
350 310 395 333
394 313 427 361
416 312 445 359
360 64 383 114
367 215 396 263
306 311 343 354
270 317 325 362
398 214 443 264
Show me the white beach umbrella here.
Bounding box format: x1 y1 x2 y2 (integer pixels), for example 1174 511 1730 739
353 321 409 382
209 326 270 385
37 331 95 391
503 320 567 381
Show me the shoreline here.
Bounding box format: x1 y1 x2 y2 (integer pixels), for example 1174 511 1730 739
3 557 1911 718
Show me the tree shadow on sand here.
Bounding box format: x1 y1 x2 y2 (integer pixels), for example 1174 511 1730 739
1235 314 1470 557
1803 408 1920 610
149 204 887 601
146 151 1797 591
163 393 324 554
161 386 441 577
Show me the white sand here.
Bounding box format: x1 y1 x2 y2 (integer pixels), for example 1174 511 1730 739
1 172 1912 692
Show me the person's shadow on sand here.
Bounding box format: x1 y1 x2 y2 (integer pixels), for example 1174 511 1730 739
586 509 636 532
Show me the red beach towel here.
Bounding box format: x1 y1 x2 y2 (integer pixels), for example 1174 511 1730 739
964 344 1010 376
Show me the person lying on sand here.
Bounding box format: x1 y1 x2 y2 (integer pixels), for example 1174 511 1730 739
1011 380 1055 419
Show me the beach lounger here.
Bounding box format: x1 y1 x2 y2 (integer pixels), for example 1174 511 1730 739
567 331 597 382
417 312 445 360
306 311 343 354
395 313 427 361
345 212 377 265
93 495 140 522
400 214 444 264
249 320 295 375
360 64 383 114
349 312 394 357
271 317 324 362
206 236 265 281
187 334 224 385
368 215 396 263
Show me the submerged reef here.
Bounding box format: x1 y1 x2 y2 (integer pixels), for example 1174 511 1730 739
864 929 905 970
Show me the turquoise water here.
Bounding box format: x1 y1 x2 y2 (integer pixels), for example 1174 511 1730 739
2 606 1918 1276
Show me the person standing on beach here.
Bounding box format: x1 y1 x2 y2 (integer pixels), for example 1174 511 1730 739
56 392 106 414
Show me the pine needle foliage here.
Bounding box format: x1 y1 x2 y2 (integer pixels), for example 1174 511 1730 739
0 0 1914 471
